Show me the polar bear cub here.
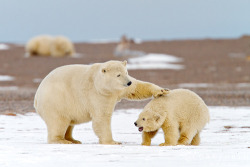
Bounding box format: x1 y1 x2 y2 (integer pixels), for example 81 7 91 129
134 89 210 146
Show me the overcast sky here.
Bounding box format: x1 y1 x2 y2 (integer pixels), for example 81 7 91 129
0 0 250 42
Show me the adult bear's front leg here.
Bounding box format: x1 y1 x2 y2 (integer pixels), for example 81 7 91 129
92 115 121 145
150 84 169 98
122 79 169 100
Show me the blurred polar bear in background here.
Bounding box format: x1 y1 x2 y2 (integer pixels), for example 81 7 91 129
26 35 75 57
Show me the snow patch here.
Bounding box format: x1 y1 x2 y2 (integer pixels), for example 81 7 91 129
228 53 246 58
0 107 250 166
178 83 214 88
88 38 142 44
236 83 250 88
0 86 18 91
0 44 10 50
33 78 42 83
178 83 250 88
127 53 184 70
71 53 84 58
0 75 15 81
88 39 119 44
129 53 182 63
133 38 143 44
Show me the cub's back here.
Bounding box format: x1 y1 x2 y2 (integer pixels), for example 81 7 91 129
163 89 209 123
165 89 206 107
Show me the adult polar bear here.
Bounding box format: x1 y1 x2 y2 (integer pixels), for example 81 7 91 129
34 60 168 144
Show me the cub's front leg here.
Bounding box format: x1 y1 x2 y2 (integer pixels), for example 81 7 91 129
159 121 179 146
141 130 158 146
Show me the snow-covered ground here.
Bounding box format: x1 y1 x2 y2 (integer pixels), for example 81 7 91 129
127 53 184 70
0 107 250 167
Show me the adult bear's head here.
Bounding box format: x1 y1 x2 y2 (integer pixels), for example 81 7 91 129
96 60 132 94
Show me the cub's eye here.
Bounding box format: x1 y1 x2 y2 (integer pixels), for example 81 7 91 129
142 118 145 121
117 74 121 77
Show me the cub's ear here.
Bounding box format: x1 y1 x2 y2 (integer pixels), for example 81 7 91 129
154 114 161 122
102 68 106 73
122 60 127 66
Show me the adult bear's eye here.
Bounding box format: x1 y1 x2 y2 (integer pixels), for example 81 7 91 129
117 74 121 77
142 118 145 121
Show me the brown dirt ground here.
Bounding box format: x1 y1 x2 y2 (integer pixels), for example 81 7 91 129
0 37 250 115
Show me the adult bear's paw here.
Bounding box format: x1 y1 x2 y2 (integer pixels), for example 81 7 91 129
153 88 170 98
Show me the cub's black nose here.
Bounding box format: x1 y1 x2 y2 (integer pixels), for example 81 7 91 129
127 81 132 86
134 122 137 126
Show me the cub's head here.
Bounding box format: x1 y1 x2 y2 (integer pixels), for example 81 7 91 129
98 60 132 91
134 110 164 132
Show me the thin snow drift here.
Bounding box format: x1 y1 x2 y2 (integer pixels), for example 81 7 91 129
0 75 15 81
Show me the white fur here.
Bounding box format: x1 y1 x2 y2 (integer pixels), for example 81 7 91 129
26 35 75 57
135 89 210 146
34 60 168 144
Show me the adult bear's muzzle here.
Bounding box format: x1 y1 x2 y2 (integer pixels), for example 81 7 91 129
127 81 132 86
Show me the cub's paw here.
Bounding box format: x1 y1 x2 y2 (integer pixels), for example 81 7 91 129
153 88 170 98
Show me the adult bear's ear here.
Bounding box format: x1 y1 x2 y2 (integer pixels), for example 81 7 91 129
102 68 106 73
122 60 127 66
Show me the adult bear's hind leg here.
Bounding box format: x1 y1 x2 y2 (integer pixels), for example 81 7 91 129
65 125 82 144
46 117 73 144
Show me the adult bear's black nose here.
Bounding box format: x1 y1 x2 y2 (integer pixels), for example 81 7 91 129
127 81 132 86
134 122 137 126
